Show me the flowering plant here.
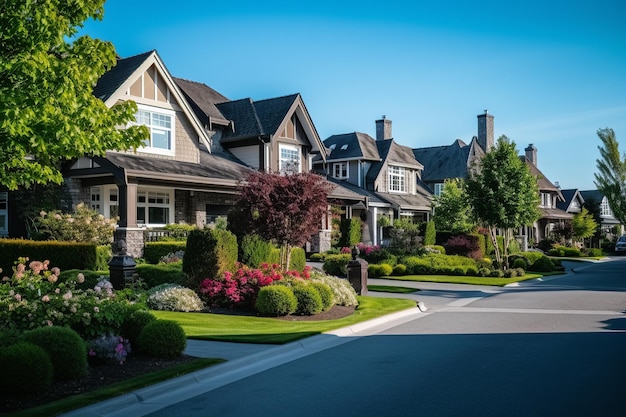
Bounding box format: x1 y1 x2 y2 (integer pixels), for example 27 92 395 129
87 334 132 365
0 258 136 339
198 263 312 309
33 202 116 245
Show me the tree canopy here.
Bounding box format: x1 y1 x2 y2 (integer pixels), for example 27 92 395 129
228 171 334 269
432 178 474 234
594 128 626 228
0 0 147 190
465 136 541 266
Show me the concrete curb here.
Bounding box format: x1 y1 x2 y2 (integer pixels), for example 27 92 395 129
62 306 424 417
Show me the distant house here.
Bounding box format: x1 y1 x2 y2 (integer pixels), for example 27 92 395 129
580 190 624 238
557 188 585 214
314 117 431 245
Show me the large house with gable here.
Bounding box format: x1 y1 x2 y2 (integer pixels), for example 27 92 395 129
313 117 432 246
49 50 362 256
579 190 624 238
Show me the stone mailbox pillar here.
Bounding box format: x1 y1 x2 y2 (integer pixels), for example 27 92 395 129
108 240 136 290
347 246 368 295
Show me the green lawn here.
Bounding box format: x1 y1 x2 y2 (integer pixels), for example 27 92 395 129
153 296 417 344
375 273 545 287
368 284 419 294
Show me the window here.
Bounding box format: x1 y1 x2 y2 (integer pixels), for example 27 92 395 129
433 183 444 196
137 190 172 226
601 198 612 216
541 193 552 208
388 166 406 192
135 106 175 154
109 188 119 220
279 144 300 173
0 192 7 236
333 162 348 179
90 187 101 212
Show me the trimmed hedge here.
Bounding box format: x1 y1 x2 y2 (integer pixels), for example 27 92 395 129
0 342 54 394
255 285 298 316
322 254 351 276
239 234 273 268
0 239 101 275
182 228 238 286
144 241 187 264
137 319 187 358
135 262 187 288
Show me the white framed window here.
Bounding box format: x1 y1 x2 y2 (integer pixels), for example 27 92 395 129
279 144 300 173
90 187 101 212
333 162 348 179
0 192 8 236
433 183 444 196
541 193 552 208
601 198 612 216
388 165 406 193
135 105 175 155
137 189 173 226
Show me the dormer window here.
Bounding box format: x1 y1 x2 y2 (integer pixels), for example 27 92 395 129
135 105 175 155
279 144 300 174
333 162 348 179
540 192 552 208
388 165 406 193
340 144 348 150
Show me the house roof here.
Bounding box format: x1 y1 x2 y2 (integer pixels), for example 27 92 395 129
412 139 473 183
540 207 574 220
523 156 564 200
173 78 230 127
322 132 381 161
216 94 300 141
325 178 388 205
557 188 585 212
376 191 431 211
93 51 153 102
366 139 423 188
580 189 604 203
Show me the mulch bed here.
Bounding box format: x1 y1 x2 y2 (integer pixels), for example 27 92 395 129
1 304 357 413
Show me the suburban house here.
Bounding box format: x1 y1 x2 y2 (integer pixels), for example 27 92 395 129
52 50 360 256
580 190 624 238
313 117 432 246
557 188 585 215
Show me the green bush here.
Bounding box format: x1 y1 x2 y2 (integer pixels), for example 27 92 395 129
255 286 298 316
292 284 323 315
490 269 504 278
239 234 273 268
309 252 325 262
512 258 528 270
183 228 238 287
0 327 23 348
0 342 54 394
309 271 358 306
310 282 335 310
0 239 100 274
392 264 407 275
503 268 518 278
423 221 436 246
20 326 87 381
144 241 187 264
137 319 187 358
136 262 187 288
338 218 362 247
58 269 107 289
529 255 555 272
515 267 525 276
323 254 351 276
453 267 466 276
587 248 603 257
95 245 112 271
121 309 157 346
290 247 306 271
466 266 479 276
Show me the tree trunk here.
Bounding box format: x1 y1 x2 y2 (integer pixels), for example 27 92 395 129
489 226 502 268
280 244 292 271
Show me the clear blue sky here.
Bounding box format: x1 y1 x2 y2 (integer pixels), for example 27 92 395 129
80 0 626 191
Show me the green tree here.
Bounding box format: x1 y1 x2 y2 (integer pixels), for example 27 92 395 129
572 207 598 246
594 128 626 228
432 178 474 233
423 220 436 246
0 0 147 190
465 136 541 268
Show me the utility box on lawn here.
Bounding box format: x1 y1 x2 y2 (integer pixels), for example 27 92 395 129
347 246 368 295
108 240 136 290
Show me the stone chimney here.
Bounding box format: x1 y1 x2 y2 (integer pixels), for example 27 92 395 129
375 115 392 141
477 110 494 152
525 143 537 166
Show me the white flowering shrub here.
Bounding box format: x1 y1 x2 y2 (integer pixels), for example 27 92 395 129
33 202 115 245
309 270 358 306
147 284 205 312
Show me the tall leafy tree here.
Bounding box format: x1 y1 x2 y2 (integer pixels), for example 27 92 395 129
571 207 597 246
465 136 541 268
432 178 474 233
0 0 147 190
594 128 626 228
228 171 334 270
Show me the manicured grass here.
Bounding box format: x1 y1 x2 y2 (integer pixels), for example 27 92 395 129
376 273 545 287
11 358 223 417
153 296 417 344
368 285 419 294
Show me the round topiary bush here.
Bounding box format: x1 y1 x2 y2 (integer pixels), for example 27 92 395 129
529 255 555 272
292 284 323 315
392 264 407 276
378 263 393 276
512 258 528 270
310 282 334 311
255 285 298 316
137 320 187 358
0 342 54 394
121 309 157 346
20 326 87 381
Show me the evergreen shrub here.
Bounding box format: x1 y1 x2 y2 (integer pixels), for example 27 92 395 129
239 234 273 268
310 281 335 310
137 320 187 358
322 254 351 276
309 272 358 306
20 326 87 381
292 284 323 315
183 228 238 287
255 285 297 316
528 255 555 272
512 258 528 270
392 264 407 275
121 309 157 346
0 342 54 394
136 262 187 288
144 241 187 264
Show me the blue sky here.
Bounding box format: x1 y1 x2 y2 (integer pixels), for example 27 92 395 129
80 0 626 191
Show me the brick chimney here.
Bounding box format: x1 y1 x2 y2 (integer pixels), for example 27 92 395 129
477 110 494 152
525 143 537 166
375 116 392 141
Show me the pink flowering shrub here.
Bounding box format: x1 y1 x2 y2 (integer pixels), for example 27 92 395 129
198 263 311 309
87 334 132 365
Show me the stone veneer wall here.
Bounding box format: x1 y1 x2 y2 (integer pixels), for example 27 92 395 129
114 228 144 258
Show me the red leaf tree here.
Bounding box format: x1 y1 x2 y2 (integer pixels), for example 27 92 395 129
228 171 335 270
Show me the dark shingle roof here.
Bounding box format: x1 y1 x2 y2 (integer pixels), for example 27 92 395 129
412 139 472 183
323 133 381 161
174 78 229 125
376 191 431 211
557 188 582 211
366 139 423 188
93 51 153 101
216 94 299 140
580 190 603 203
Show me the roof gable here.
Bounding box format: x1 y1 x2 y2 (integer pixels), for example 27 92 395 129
367 139 423 187
174 78 230 127
413 139 473 183
323 132 381 161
